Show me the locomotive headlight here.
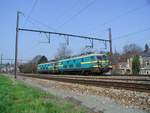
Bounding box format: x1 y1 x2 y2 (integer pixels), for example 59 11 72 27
108 65 112 68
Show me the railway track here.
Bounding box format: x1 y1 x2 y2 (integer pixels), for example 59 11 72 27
19 73 150 93
19 73 150 81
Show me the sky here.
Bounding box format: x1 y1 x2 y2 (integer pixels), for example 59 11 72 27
0 0 150 62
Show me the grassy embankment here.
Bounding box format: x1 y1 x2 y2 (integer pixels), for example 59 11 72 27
0 75 87 113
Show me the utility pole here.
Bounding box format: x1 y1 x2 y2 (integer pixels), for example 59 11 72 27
108 28 113 64
14 11 20 79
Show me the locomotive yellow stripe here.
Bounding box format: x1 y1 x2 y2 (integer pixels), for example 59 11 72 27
80 60 108 64
80 61 97 64
93 65 99 67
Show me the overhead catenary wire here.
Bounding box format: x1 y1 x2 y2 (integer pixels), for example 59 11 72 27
21 12 59 45
22 11 59 33
84 28 108 37
54 0 81 23
56 0 96 29
26 16 58 31
2 58 30 62
113 27 150 40
83 3 149 35
22 0 80 32
23 16 42 30
23 0 38 27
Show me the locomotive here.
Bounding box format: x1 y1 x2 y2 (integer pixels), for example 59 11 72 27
37 53 112 74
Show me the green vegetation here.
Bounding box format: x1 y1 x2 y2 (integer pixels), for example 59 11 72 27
132 55 140 74
0 75 87 113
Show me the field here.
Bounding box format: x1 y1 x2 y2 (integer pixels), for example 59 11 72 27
0 74 87 113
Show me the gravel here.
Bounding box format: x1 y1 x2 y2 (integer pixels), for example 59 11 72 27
9 75 150 113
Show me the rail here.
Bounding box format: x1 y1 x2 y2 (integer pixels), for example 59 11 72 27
19 73 150 93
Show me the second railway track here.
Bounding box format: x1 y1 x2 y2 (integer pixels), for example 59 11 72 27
19 73 150 93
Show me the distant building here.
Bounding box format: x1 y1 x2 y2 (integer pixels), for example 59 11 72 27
0 64 18 73
139 50 150 74
122 50 150 75
117 62 130 74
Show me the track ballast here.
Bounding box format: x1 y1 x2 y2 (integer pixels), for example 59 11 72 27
19 73 150 93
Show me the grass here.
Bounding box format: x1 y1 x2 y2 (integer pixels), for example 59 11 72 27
0 75 87 113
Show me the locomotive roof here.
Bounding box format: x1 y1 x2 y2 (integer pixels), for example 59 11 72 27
38 53 107 65
59 53 106 62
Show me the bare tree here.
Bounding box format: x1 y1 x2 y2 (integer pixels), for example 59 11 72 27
122 43 142 59
123 43 142 54
55 43 72 59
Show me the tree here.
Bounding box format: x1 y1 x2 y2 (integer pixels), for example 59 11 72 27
123 43 142 54
38 56 48 64
122 43 142 60
19 55 48 73
55 43 72 59
132 55 140 74
30 55 43 64
144 44 149 52
19 63 34 73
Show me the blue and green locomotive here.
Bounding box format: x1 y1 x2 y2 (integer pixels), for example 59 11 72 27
37 53 112 74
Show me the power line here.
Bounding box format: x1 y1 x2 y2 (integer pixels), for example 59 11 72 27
23 0 38 27
27 16 58 31
24 17 42 30
23 0 80 32
2 58 30 62
21 12 58 32
113 27 150 40
83 28 108 37
83 3 149 35
56 0 96 29
21 12 59 45
54 0 81 23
